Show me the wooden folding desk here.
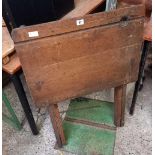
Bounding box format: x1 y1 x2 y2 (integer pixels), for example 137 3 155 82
12 3 144 147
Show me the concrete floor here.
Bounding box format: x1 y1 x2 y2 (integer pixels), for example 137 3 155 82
2 70 152 155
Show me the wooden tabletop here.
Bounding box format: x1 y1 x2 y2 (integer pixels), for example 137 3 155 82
2 19 21 74
2 19 15 58
62 0 105 19
2 53 21 75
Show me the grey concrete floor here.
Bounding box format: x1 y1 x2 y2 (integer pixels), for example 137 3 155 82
2 70 152 155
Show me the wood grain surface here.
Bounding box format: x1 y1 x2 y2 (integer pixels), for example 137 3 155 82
13 4 144 106
12 4 144 43
114 85 127 126
2 53 21 74
49 104 66 147
2 26 14 58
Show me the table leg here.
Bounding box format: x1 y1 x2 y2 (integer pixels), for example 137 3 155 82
49 104 66 148
10 73 39 135
114 84 126 127
2 92 22 130
130 40 150 115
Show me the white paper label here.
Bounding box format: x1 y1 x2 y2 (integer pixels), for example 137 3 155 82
76 19 84 26
28 31 39 37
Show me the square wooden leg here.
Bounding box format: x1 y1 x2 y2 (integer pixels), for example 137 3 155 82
114 84 127 127
49 104 66 147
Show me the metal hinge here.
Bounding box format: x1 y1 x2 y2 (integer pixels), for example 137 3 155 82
120 16 129 27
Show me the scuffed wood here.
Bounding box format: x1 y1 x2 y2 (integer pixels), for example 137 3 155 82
16 38 142 105
13 4 144 110
114 85 127 127
12 4 145 43
12 5 145 144
2 56 10 65
49 104 66 145
2 53 21 74
2 26 14 58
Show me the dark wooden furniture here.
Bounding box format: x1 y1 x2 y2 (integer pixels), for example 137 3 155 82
12 4 144 147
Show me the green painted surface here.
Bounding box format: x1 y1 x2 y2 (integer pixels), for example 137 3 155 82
66 97 115 127
63 121 116 155
60 98 116 155
2 92 22 130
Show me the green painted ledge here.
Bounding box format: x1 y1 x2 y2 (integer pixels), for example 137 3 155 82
58 98 116 155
